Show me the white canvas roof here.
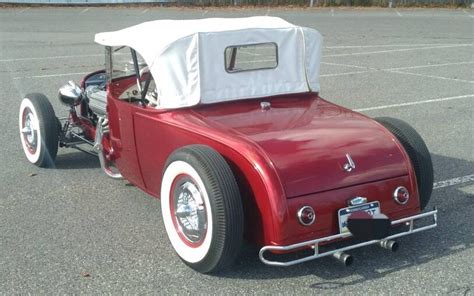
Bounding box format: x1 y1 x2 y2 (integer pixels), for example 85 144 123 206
95 17 323 109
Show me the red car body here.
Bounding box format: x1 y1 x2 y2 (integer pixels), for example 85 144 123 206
19 18 437 272
87 72 420 248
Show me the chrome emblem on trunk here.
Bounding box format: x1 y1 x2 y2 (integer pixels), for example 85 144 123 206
343 154 356 172
348 196 367 206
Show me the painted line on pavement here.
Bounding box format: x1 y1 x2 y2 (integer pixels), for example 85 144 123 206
79 8 91 14
321 61 474 83
2 44 471 63
0 54 102 62
462 9 474 18
322 61 474 71
354 94 474 112
323 44 473 58
321 70 374 77
13 71 90 79
433 174 474 190
325 43 472 49
387 69 474 84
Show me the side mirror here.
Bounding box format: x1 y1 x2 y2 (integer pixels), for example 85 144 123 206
58 81 83 106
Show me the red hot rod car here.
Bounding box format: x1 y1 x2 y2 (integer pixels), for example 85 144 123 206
18 17 437 273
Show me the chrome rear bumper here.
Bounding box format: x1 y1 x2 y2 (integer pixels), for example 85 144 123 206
259 208 438 267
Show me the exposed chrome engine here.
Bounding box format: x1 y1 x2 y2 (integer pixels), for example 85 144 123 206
85 86 107 116
56 76 122 179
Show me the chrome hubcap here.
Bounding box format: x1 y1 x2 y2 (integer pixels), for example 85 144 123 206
174 181 207 243
22 111 37 150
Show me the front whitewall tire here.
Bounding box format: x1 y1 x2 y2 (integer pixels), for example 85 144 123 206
18 93 59 168
19 99 42 164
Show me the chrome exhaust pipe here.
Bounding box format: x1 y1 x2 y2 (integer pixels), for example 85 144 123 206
332 251 353 266
94 117 123 180
379 240 399 252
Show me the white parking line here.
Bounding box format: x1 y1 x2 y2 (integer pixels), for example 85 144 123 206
79 8 91 14
0 54 102 62
395 9 402 17
462 9 474 18
321 70 375 77
389 61 474 71
433 174 474 190
331 8 334 16
265 9 270 16
2 44 470 63
321 61 474 83
323 61 474 71
323 44 473 58
19 7 30 13
322 61 367 69
202 10 208 16
354 94 474 112
388 69 474 84
13 72 90 79
141 9 149 14
325 43 471 49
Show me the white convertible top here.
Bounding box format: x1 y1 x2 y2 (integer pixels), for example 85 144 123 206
95 17 323 109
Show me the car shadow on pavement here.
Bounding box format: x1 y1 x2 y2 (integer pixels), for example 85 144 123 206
54 151 100 170
217 153 474 288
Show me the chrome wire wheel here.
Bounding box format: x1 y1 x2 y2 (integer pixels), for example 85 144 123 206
171 176 208 247
21 108 39 156
19 98 43 164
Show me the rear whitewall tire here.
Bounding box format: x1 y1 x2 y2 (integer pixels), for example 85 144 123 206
161 145 244 273
161 160 214 264
375 117 434 210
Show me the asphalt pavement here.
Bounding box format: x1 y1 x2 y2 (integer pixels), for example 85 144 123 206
0 6 473 295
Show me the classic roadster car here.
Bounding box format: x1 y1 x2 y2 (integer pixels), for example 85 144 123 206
18 17 437 273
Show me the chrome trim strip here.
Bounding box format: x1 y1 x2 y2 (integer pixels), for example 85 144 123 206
259 208 438 267
343 153 356 172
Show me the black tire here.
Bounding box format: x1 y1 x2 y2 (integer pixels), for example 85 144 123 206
19 93 59 168
375 117 433 210
160 145 244 273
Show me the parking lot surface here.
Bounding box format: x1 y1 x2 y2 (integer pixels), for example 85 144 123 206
0 6 473 295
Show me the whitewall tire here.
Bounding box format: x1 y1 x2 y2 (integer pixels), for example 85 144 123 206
161 145 244 273
19 93 59 168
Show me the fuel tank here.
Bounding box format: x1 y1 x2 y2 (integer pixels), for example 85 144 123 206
194 94 408 198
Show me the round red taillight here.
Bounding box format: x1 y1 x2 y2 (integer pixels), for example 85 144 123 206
394 186 410 205
297 206 316 226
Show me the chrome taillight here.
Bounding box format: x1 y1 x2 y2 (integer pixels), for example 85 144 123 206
393 186 410 205
297 206 316 226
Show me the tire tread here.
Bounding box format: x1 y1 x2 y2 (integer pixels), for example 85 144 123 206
375 117 433 210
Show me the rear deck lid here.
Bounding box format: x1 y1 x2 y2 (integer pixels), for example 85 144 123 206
196 96 408 197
